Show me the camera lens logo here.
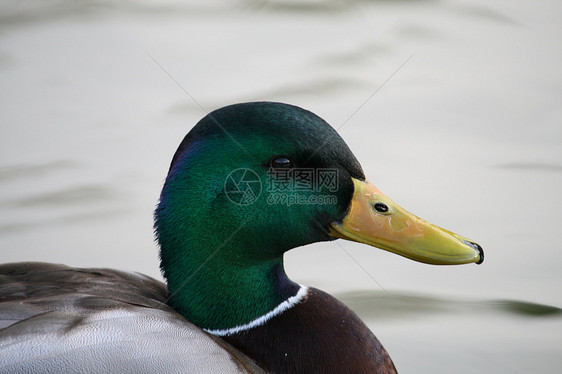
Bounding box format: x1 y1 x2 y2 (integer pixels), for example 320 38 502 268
224 168 262 205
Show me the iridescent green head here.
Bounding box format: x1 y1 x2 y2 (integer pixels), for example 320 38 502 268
154 102 363 329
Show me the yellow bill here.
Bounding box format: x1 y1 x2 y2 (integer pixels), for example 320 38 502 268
330 178 483 265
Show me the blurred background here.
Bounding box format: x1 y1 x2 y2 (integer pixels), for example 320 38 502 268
1 0 561 372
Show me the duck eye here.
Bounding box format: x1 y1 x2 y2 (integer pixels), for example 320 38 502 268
270 157 293 169
373 202 389 213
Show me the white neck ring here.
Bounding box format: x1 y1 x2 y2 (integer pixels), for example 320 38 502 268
204 285 308 336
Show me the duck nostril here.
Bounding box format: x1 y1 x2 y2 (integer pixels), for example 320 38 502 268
373 202 389 213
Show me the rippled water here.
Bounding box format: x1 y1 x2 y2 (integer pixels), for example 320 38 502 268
1 1 561 372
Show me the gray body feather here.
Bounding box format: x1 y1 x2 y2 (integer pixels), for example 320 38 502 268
0 262 263 373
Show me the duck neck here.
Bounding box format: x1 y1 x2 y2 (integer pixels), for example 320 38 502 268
160 243 301 332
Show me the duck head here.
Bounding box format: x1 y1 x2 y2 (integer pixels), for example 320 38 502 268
154 102 482 331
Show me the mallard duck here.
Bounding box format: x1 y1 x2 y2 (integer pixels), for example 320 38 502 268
0 102 483 373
